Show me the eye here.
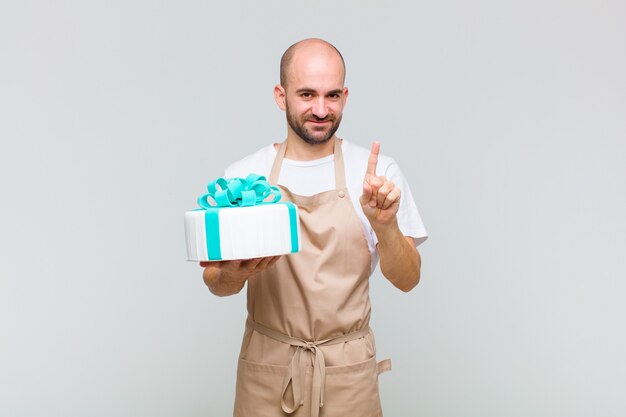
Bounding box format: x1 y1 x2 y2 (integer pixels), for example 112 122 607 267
301 92 312 98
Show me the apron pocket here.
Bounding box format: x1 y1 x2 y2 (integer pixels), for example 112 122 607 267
235 355 385 417
322 356 383 417
234 357 289 417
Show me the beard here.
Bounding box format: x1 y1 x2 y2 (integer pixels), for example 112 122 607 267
285 102 342 146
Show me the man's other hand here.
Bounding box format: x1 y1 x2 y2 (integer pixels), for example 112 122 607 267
200 256 281 296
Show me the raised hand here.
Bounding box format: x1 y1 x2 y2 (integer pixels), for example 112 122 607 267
359 141 401 231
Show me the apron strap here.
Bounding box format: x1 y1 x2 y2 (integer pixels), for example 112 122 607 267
268 141 287 185
267 139 347 191
247 319 370 417
333 138 347 190
377 358 392 375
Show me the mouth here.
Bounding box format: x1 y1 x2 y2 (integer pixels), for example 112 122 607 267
307 119 331 125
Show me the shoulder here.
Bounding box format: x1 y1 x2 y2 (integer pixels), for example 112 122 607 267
224 143 277 178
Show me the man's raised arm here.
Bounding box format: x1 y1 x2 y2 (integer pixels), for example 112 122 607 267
359 141 421 292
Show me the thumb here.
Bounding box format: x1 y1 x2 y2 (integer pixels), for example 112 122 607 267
360 180 373 206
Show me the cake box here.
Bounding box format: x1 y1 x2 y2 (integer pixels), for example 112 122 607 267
185 174 301 261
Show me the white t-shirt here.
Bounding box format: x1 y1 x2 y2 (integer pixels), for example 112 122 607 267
224 139 428 272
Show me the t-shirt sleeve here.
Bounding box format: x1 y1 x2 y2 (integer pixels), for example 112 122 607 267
379 159 428 247
223 145 275 179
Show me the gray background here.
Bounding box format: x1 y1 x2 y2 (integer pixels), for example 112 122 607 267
1 1 625 416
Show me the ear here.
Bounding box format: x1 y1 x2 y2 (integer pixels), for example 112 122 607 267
274 85 286 111
342 87 349 106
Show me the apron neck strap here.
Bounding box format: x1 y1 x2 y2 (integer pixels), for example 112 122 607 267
268 138 347 190
268 141 287 185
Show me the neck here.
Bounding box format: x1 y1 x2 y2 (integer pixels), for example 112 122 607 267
282 133 336 161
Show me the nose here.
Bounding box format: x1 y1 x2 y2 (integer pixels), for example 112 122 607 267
311 97 329 119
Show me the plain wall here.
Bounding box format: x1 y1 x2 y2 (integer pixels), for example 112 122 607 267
1 1 625 416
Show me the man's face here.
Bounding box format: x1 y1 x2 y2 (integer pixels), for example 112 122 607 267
278 50 348 146
284 94 343 145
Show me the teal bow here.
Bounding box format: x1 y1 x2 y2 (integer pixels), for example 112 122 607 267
198 174 281 209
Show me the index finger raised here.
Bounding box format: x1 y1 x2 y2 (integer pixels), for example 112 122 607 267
366 141 380 177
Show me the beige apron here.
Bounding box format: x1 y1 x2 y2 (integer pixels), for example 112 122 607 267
234 139 390 417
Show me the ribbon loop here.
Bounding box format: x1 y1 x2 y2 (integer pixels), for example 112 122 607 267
197 174 282 209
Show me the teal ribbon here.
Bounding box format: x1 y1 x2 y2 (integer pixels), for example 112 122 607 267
198 174 281 209
197 174 298 261
286 203 299 254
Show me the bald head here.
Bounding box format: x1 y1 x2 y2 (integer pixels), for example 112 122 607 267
279 38 346 87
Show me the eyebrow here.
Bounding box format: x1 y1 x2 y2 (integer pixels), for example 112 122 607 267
295 88 344 95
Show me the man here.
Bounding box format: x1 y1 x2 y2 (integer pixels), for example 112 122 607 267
200 38 427 417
